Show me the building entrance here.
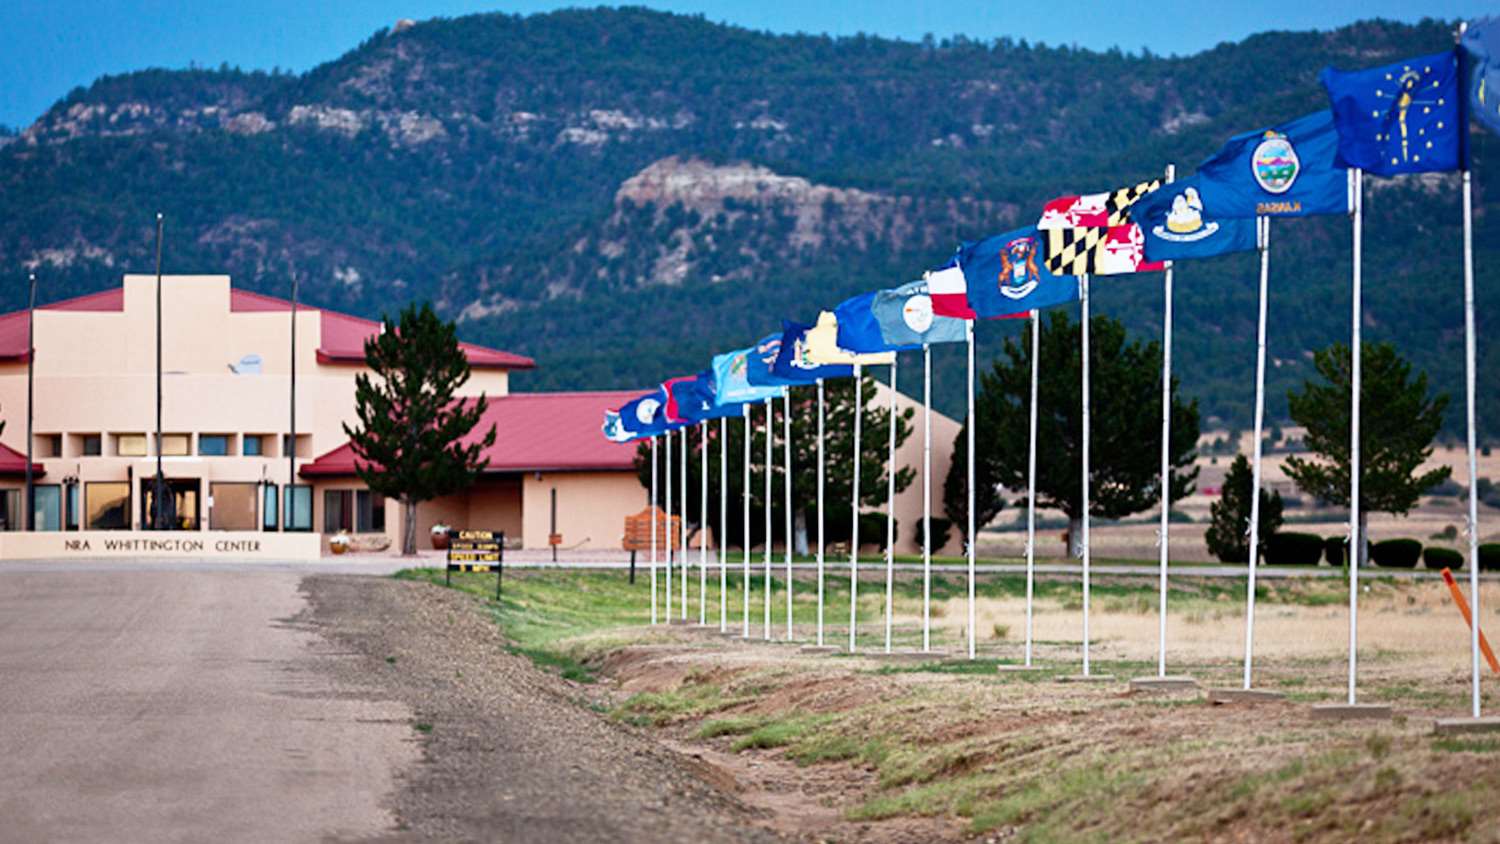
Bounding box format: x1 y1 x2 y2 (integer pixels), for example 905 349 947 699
139 478 201 530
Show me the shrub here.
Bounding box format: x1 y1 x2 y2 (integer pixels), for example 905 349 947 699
1371 538 1422 568
915 517 951 551
1423 547 1463 570
1265 532 1324 566
1426 478 1464 498
1324 536 1346 566
1481 544 1500 572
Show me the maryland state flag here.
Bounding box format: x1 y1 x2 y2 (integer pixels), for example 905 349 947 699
1036 180 1166 276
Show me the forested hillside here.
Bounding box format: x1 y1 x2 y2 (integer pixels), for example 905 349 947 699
0 9 1493 434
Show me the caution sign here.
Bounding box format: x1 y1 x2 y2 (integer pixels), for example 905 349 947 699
445 529 505 598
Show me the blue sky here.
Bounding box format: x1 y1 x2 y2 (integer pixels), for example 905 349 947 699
1 1 1488 128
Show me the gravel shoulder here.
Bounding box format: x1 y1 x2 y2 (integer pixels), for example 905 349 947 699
302 574 782 843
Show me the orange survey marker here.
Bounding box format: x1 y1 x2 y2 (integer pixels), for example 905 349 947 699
1441 568 1500 674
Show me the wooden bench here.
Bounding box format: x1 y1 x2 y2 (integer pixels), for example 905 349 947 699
622 507 680 583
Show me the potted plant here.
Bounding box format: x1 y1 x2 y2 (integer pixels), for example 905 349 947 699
430 523 451 550
329 531 351 555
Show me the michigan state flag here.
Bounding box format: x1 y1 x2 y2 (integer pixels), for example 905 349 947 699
957 228 1081 318
1321 50 1463 175
772 320 854 383
1130 177 1260 263
1463 18 1500 136
870 279 969 346
1192 110 1349 218
711 348 785 405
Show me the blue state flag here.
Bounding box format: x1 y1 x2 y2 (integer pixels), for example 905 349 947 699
745 333 803 388
677 371 743 422
618 389 670 437
1321 50 1463 175
956 228 1081 319
834 292 920 353
1129 177 1260 263
871 279 970 344
1463 17 1500 136
1192 110 1349 218
712 347 787 405
772 320 854 383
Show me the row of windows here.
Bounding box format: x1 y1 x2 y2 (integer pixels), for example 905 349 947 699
0 485 385 534
29 433 307 459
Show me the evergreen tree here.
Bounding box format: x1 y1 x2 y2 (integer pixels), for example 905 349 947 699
945 310 1199 555
345 303 495 555
1284 342 1451 568
1205 454 1284 564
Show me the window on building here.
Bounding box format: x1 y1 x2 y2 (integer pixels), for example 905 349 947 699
32 485 61 531
262 484 278 530
158 434 190 456
199 435 231 457
38 435 62 458
324 489 353 533
209 482 258 530
86 482 131 529
82 435 102 457
0 489 21 531
243 435 264 456
356 490 385 533
283 485 312 532
116 434 147 457
282 434 308 458
66 484 80 530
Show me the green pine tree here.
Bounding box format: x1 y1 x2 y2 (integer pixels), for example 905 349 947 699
1204 454 1284 564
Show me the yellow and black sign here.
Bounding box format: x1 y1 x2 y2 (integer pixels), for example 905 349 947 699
445 529 505 598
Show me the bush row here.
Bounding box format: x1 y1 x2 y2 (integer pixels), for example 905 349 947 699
1255 534 1500 570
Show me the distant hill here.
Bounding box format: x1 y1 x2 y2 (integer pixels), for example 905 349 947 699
0 9 1493 437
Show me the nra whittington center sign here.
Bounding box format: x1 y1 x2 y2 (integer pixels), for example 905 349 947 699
0 531 322 561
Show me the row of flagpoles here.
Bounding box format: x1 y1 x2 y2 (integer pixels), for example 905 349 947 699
602 23 1499 717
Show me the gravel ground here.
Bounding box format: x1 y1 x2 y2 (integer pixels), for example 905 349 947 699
303 575 783 843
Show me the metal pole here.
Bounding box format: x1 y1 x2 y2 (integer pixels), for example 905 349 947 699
923 344 933 652
680 421 688 621
666 428 673 618
764 396 773 640
651 435 658 625
1463 165 1482 719
287 264 297 533
700 420 708 625
784 391 794 641
1349 167 1363 705
1081 274 1092 676
743 406 751 638
1156 163 1176 678
850 364 863 653
817 379 826 646
155 213 165 530
885 357 898 653
1025 311 1040 666
24 272 36 531
720 414 729 633
1244 216 1271 689
966 319 976 660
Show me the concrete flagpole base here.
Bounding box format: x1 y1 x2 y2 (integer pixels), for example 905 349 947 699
866 651 943 663
1207 688 1286 705
1433 717 1500 735
996 664 1047 673
1129 676 1200 693
668 618 692 626
1056 674 1116 684
1310 703 1392 721
799 645 840 655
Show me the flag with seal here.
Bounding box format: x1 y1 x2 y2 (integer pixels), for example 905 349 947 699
772 320 854 382
1321 50 1463 175
711 349 785 405
958 227 1081 318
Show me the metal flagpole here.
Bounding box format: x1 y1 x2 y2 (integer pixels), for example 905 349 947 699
966 320 976 660
286 259 296 535
24 272 36 532
1156 164 1176 678
885 357 898 653
850 364 863 653
700 420 709 625
1244 216 1272 689
743 405 752 638
651 435 659 625
681 420 688 621
923 344 933 652
1025 311 1040 666
721 414 729 633
1081 274 1092 676
666 428 673 619
784 391 794 641
764 396 773 640
1348 167 1363 705
156 213 168 531
1462 150 1483 720
817 379 827 647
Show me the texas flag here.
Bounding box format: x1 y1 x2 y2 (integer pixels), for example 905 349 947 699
927 259 976 319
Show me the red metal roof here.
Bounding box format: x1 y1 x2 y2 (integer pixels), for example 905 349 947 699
301 390 643 477
0 284 533 369
0 441 44 478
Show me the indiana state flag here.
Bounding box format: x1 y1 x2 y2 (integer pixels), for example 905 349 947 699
772 320 854 383
871 280 969 346
1321 50 1463 175
711 349 785 406
1463 18 1500 136
1129 177 1260 263
1193 110 1348 218
958 228 1081 318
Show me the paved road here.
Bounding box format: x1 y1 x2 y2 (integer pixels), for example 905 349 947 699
0 569 418 843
